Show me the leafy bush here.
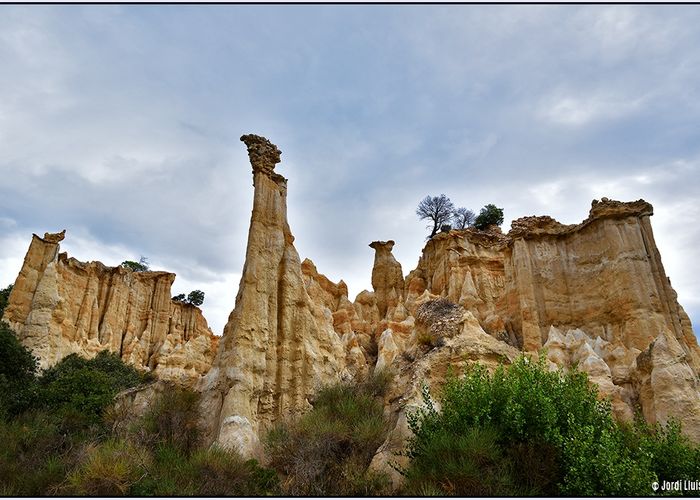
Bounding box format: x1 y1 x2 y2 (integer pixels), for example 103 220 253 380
265 371 392 495
187 289 205 306
186 447 279 495
474 203 504 230
120 256 149 272
63 439 151 496
140 387 201 454
0 411 78 495
38 351 146 429
0 284 12 316
402 356 700 496
172 290 205 306
0 321 38 418
129 443 279 496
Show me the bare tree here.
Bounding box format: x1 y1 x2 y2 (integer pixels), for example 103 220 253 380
452 207 475 229
416 194 455 238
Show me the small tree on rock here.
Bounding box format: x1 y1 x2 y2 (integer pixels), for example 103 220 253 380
474 204 504 230
121 256 150 272
186 290 205 307
452 207 476 229
417 194 455 239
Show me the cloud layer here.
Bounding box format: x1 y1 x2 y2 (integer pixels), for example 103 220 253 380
1 5 699 334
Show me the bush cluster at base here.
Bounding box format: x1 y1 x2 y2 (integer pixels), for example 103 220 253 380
400 355 700 496
2 308 699 496
264 370 393 496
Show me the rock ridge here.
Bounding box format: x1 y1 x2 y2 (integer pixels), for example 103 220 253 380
2 231 218 386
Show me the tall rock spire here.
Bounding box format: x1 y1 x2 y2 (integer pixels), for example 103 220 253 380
199 135 347 458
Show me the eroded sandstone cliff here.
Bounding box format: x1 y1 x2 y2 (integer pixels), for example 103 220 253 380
2 230 218 386
197 135 363 458
6 134 699 472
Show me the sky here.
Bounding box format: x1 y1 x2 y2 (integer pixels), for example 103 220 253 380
1 5 699 336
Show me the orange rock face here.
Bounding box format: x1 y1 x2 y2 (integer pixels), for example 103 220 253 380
2 231 218 387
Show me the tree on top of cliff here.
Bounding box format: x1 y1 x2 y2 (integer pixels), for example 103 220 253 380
172 290 205 306
417 194 455 239
186 290 205 306
452 207 476 229
121 256 149 272
474 204 504 230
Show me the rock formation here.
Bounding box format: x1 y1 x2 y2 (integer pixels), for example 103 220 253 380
5 134 699 476
2 230 218 386
198 135 357 457
369 240 404 318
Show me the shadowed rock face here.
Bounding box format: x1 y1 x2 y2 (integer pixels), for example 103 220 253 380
2 231 218 387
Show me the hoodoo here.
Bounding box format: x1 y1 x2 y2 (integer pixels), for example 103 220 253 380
197 135 359 457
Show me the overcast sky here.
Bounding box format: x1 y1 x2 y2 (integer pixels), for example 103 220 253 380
1 5 699 336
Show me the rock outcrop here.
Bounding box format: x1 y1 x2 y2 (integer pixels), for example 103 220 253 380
369 240 404 319
198 135 354 457
382 197 700 444
636 329 700 443
402 199 699 364
2 231 218 386
5 133 699 471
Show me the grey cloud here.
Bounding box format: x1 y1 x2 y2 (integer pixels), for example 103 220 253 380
1 5 699 332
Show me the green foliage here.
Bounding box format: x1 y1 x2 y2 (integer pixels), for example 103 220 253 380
130 444 279 496
186 289 205 306
618 418 700 495
402 356 700 496
0 321 36 383
474 203 504 230
0 411 78 495
120 256 149 272
182 447 279 496
265 371 392 495
0 283 12 317
127 389 278 496
38 351 146 428
0 321 38 418
63 439 151 496
140 387 201 455
172 290 205 306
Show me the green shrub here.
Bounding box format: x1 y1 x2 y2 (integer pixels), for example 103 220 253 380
38 350 146 429
617 418 700 495
140 387 201 454
474 203 504 230
401 356 700 496
188 447 279 495
120 257 149 272
63 439 151 496
0 411 77 495
265 371 392 495
0 284 12 316
129 443 279 496
0 321 38 418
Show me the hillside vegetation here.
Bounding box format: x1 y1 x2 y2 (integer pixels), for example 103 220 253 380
1 304 699 496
